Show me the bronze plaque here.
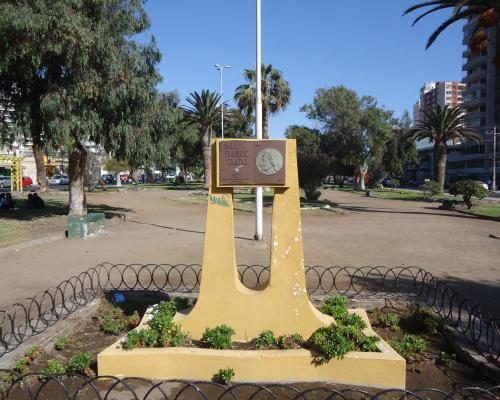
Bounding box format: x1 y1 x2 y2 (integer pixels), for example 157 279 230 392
218 140 286 186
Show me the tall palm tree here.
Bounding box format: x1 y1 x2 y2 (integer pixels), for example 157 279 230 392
183 90 224 189
410 105 483 192
234 64 291 139
404 1 499 63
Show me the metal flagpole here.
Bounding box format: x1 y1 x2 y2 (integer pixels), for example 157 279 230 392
493 126 497 191
255 0 263 241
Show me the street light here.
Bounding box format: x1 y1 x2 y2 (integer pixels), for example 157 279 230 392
254 0 263 241
214 64 231 139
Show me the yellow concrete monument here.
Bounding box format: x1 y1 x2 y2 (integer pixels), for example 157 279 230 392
98 139 406 388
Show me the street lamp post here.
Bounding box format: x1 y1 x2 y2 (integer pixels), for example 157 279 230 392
487 126 498 191
214 64 231 139
254 0 263 241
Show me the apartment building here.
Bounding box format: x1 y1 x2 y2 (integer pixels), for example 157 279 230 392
407 19 499 186
413 81 465 125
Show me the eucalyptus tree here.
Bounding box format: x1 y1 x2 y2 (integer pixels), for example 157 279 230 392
235 64 291 139
0 0 162 214
183 90 224 189
410 105 482 192
404 0 500 64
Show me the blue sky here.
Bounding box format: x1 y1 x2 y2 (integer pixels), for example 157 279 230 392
144 0 465 138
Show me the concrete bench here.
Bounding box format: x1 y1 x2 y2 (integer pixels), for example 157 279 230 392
68 213 106 239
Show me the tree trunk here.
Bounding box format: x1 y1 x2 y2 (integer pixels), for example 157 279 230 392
359 173 366 190
262 108 270 140
116 170 122 187
129 168 139 184
434 142 448 193
68 143 88 216
201 126 212 190
145 168 154 183
32 142 48 192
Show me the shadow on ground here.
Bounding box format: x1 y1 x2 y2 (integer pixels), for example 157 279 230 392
0 200 132 221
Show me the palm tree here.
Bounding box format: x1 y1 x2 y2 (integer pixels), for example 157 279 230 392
410 105 483 192
234 64 291 139
404 1 499 63
183 90 224 189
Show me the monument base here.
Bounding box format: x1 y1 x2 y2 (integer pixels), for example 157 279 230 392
97 309 406 389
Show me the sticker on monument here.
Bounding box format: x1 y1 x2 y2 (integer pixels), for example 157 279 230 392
218 140 286 186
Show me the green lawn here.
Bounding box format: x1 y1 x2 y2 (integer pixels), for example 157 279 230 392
459 204 500 219
0 196 69 248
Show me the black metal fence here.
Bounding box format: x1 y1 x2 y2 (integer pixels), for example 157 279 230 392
0 263 500 399
0 373 499 400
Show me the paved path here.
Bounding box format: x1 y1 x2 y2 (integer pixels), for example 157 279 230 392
1 189 499 315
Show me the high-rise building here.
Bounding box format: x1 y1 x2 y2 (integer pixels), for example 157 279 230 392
462 17 499 130
407 20 500 186
413 81 465 125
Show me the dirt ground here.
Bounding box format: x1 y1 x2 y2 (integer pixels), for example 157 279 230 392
1 188 499 316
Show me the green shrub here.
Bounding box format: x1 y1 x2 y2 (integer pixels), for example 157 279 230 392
122 301 186 350
40 359 66 381
25 345 41 360
437 351 456 367
320 295 349 319
309 324 354 363
420 181 441 197
449 180 488 209
0 371 15 393
309 321 378 364
100 316 120 335
13 356 30 374
127 311 141 328
201 325 235 350
213 367 235 385
305 189 321 201
123 330 141 350
372 308 401 332
389 335 426 361
54 336 70 351
403 304 443 334
277 333 303 349
252 330 278 350
68 352 94 377
147 302 177 334
139 329 159 347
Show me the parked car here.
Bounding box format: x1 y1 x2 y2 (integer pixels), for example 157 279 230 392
0 175 11 189
382 177 397 188
474 181 489 191
22 176 33 187
165 170 177 180
101 174 117 184
50 175 68 185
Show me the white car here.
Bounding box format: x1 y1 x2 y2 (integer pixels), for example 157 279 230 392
50 175 68 185
474 181 489 190
0 176 11 189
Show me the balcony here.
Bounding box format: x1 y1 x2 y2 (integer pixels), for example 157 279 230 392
462 69 487 84
462 83 487 97
463 16 479 33
463 96 486 108
462 55 488 71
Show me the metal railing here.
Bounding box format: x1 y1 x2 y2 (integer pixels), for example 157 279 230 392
0 373 499 400
1 263 499 367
